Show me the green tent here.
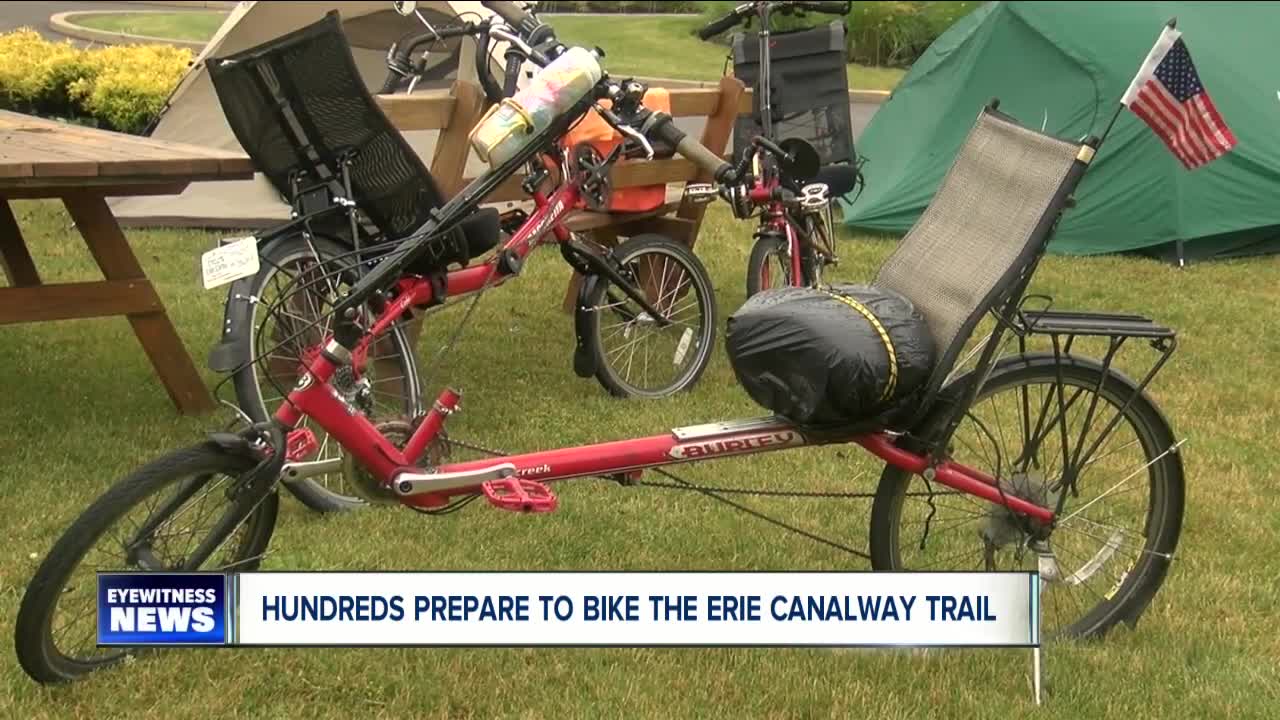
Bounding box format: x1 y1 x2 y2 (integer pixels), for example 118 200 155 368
843 1 1280 263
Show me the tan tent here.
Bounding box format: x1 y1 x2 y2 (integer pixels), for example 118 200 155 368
112 1 511 229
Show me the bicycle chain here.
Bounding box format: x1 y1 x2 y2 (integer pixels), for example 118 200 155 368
446 437 877 499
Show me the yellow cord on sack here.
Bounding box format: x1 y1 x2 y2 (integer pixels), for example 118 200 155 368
820 290 898 403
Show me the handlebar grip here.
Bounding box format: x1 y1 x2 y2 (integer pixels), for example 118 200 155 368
697 11 743 40
650 116 734 183
483 1 535 33
677 135 734 183
797 1 851 13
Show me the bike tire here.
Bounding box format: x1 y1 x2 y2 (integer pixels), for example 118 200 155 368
15 444 278 684
582 234 718 399
745 232 816 298
225 234 421 514
868 354 1185 640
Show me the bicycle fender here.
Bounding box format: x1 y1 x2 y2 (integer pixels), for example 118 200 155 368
571 273 600 378
207 275 257 373
207 424 286 510
206 431 258 458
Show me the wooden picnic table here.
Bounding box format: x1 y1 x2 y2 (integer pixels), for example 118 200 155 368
0 110 255 415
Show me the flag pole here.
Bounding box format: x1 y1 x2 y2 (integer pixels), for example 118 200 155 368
1095 17 1179 151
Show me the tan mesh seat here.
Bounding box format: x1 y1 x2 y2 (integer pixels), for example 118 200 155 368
874 108 1084 395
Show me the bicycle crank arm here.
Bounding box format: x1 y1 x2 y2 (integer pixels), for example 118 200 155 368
393 462 517 496
281 458 344 483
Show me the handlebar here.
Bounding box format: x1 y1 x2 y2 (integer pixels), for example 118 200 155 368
390 21 484 69
697 1 851 40
501 51 523 97
697 6 749 40
643 112 736 184
482 1 536 36
796 1 852 13
382 20 488 94
383 2 557 101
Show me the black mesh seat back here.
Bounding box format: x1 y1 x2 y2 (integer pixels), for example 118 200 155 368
206 12 446 241
873 109 1082 392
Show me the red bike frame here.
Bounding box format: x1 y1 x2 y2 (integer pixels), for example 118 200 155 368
370 178 582 326
273 210 1057 524
268 129 1055 527
748 163 808 288
276 342 1054 521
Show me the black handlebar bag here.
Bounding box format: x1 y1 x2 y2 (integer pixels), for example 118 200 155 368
731 20 855 167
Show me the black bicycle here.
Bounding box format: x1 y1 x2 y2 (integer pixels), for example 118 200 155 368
700 1 866 297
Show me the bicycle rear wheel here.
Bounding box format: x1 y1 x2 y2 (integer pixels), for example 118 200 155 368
868 354 1185 639
15 443 278 684
227 234 420 513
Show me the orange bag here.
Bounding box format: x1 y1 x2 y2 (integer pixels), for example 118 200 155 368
562 88 671 213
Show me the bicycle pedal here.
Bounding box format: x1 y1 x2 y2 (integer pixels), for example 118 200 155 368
481 477 558 513
285 428 318 461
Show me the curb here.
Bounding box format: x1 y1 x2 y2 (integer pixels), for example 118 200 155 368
118 1 237 7
43 12 891 104
49 10 211 50
634 75 889 104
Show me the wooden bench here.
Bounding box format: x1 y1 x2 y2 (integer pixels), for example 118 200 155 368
375 78 751 309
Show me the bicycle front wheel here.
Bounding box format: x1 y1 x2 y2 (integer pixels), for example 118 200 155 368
745 232 817 298
583 234 718 399
868 354 1185 640
15 443 278 684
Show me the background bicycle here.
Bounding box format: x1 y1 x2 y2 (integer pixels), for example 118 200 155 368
207 2 718 513
699 1 867 297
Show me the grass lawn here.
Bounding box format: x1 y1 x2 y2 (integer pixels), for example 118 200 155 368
552 15 903 91
67 12 904 91
73 11 227 43
1 199 1278 717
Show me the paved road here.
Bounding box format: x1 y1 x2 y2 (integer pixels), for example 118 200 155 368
0 1 196 45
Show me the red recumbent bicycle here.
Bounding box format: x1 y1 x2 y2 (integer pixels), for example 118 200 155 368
205 6 718 513
16 7 1185 685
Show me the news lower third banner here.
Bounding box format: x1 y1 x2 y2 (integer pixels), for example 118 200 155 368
98 571 1039 648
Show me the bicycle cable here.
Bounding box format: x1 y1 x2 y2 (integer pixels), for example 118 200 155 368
444 437 876 561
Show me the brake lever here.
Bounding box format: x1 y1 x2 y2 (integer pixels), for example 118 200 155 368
490 25 545 66
596 105 654 161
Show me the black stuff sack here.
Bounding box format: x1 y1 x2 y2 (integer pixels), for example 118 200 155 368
726 284 937 426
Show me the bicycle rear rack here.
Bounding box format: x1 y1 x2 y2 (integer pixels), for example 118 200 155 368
1010 307 1180 516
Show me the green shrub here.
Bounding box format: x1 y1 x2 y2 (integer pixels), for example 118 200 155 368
0 29 190 133
69 44 192 134
0 30 95 116
695 1 981 67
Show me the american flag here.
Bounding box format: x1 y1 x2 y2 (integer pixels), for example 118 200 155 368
1121 26 1237 169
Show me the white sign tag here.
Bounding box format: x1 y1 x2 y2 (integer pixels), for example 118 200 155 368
201 237 260 290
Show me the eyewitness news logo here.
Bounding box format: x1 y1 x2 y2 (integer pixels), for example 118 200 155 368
97 573 230 646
